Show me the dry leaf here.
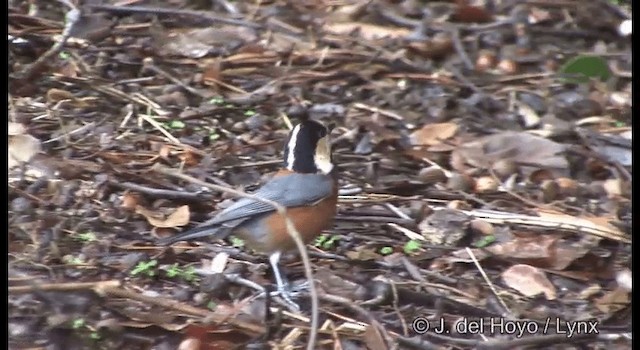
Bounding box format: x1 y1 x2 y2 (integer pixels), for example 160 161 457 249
9 122 42 170
410 122 459 146
502 264 557 300
121 192 141 210
324 22 411 41
362 325 386 350
177 338 201 350
345 246 380 261
451 4 493 23
513 100 540 128
453 131 568 176
46 88 75 103
595 287 630 313
9 122 26 135
158 26 257 58
136 205 190 228
537 210 624 241
451 234 593 270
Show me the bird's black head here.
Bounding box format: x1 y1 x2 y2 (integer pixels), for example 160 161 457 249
283 119 333 174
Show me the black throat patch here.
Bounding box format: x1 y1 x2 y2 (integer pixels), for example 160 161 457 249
283 120 329 173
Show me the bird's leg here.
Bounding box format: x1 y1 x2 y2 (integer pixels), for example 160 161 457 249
268 251 300 311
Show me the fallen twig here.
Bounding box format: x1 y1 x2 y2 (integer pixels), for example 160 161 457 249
459 208 630 244
17 0 79 81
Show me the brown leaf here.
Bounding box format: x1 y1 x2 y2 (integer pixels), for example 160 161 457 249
502 264 557 300
158 27 257 58
136 205 190 228
121 192 141 210
595 287 630 313
410 122 459 146
9 122 41 169
179 149 201 167
46 88 76 103
201 58 222 88
452 131 568 176
363 325 387 350
451 4 494 23
451 233 593 270
324 22 412 41
177 338 201 350
345 246 380 261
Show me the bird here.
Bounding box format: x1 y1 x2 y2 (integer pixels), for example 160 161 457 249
158 119 338 307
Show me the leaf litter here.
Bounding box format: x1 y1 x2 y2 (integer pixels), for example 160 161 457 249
8 0 631 348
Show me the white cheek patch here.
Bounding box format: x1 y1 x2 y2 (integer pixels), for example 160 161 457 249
315 137 334 174
315 157 334 174
286 124 301 170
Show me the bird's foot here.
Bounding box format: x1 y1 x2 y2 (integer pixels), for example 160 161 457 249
270 280 313 311
273 284 300 312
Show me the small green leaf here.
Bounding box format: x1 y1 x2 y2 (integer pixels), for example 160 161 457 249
322 235 340 250
74 231 97 242
207 301 217 310
403 240 422 254
64 255 85 265
209 132 220 141
131 260 158 276
379 246 393 255
559 55 611 83
72 318 85 329
183 266 197 282
314 234 328 247
59 51 70 60
244 110 256 116
167 120 185 129
229 236 245 247
90 332 101 340
209 96 225 105
165 264 180 278
472 235 496 248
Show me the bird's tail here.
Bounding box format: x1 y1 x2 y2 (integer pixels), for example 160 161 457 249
157 225 231 246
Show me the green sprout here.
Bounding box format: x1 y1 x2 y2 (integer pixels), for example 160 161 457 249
165 264 198 282
63 255 85 265
209 96 225 105
472 235 496 248
74 231 97 242
72 318 86 329
403 240 422 254
166 120 185 129
131 260 158 277
229 236 245 248
314 234 340 250
379 246 394 255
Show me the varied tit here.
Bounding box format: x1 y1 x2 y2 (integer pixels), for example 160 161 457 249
159 119 338 306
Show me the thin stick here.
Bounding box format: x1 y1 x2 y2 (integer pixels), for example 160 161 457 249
465 247 512 316
9 280 121 293
151 164 319 350
319 293 393 349
17 0 79 81
139 114 181 144
100 284 264 334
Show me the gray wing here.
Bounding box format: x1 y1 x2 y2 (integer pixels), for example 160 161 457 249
158 173 333 245
199 173 334 227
